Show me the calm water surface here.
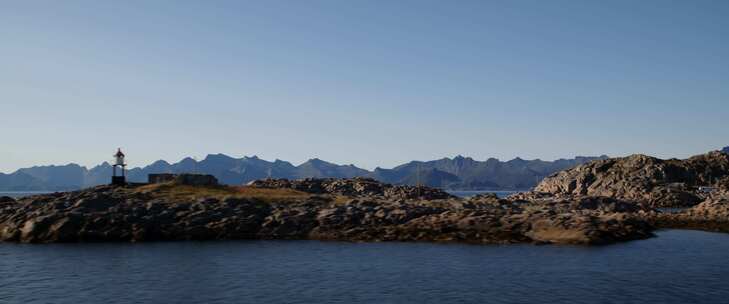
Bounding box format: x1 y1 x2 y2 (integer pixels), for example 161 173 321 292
1 230 728 304
0 192 52 199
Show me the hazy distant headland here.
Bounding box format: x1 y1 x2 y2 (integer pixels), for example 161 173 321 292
0 154 609 192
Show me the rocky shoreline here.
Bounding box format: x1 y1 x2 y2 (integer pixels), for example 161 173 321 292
0 178 655 245
650 195 729 233
2 151 728 246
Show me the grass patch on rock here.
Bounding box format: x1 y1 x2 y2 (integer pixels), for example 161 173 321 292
133 182 313 203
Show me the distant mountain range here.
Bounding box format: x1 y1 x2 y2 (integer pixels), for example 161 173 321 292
724 146 729 154
0 154 614 191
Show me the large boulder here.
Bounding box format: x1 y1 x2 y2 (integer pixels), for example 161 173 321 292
19 214 83 243
683 196 729 221
535 152 729 207
72 194 119 212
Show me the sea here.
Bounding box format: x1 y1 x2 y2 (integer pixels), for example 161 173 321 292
2 191 728 303
1 230 728 303
0 192 53 199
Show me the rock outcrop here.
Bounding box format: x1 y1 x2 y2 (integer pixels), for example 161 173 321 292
148 173 219 186
534 151 729 207
523 151 729 234
715 176 729 192
248 177 455 201
652 193 729 232
0 180 653 245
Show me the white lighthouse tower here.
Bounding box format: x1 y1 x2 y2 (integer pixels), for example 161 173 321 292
111 148 127 185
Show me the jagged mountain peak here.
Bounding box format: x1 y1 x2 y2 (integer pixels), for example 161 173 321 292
179 157 197 163
22 163 85 170
452 155 476 162
149 160 170 166
204 153 235 161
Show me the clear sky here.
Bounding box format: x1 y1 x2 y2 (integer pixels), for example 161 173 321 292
2 0 728 173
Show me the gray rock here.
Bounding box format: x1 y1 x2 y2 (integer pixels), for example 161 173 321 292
0 182 656 245
535 152 729 207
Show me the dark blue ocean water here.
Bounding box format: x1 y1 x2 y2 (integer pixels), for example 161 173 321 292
1 230 728 304
0 192 52 199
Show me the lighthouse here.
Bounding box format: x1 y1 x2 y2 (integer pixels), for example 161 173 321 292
111 148 127 185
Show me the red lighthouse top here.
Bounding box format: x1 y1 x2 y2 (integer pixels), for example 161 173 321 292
114 148 125 158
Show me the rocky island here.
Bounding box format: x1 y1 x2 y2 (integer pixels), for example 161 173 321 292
519 150 729 233
532 151 729 208
0 177 653 245
1 151 727 246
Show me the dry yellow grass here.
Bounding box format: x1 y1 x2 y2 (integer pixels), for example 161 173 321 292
232 186 313 201
132 183 313 203
331 195 354 205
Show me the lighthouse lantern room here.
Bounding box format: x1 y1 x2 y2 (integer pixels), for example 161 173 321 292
111 148 127 185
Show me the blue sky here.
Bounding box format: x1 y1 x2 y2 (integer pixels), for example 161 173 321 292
1 0 728 172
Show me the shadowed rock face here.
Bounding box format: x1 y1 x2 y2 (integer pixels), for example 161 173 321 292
0 181 654 245
534 152 729 207
716 176 729 192
650 193 729 233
